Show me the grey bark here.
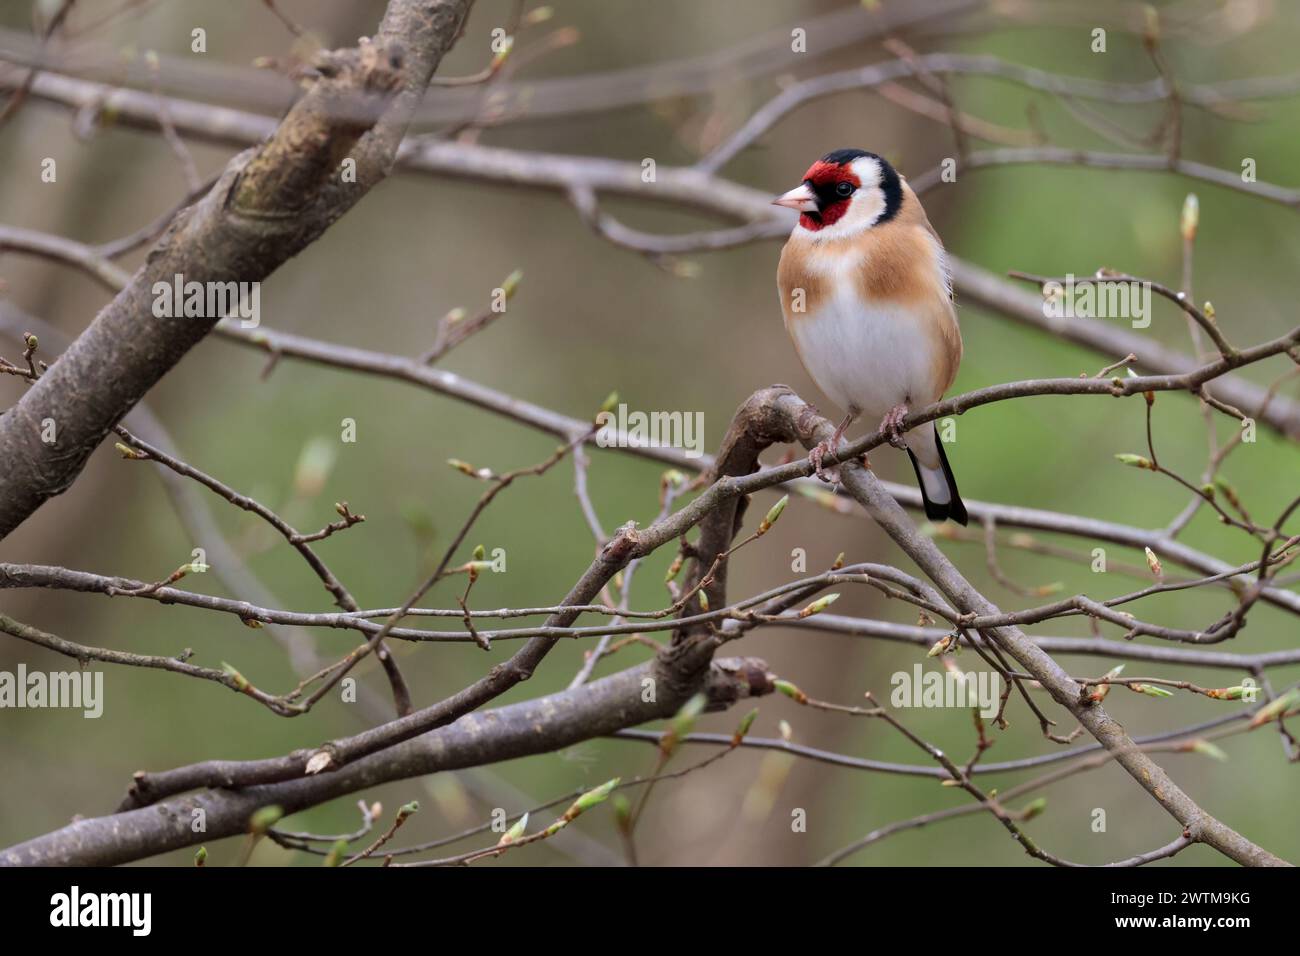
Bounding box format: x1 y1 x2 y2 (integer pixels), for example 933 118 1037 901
0 0 475 538
0 655 772 866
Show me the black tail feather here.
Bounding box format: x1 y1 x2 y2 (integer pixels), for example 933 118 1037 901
906 436 968 526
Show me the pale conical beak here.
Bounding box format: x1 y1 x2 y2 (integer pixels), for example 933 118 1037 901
772 182 818 212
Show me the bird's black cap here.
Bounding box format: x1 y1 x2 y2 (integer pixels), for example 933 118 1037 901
820 147 874 166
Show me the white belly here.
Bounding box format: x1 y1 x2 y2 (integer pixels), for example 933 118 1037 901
787 288 938 418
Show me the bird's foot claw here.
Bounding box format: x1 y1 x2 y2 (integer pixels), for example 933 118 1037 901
881 404 909 449
808 440 841 485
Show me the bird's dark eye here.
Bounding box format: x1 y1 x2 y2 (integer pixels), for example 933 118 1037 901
835 182 855 197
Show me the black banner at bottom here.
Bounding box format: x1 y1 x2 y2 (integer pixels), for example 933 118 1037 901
0 863 1286 940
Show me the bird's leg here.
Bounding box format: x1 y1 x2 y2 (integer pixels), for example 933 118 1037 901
808 411 857 484
880 403 910 449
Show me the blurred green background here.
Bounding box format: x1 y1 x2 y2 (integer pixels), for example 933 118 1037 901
1 0 1297 866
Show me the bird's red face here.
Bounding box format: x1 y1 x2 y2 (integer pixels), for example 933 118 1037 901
773 160 863 231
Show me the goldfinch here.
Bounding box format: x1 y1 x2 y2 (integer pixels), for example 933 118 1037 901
774 148 968 525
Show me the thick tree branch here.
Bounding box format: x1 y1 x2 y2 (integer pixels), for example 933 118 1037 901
0 0 475 538
0 654 773 866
